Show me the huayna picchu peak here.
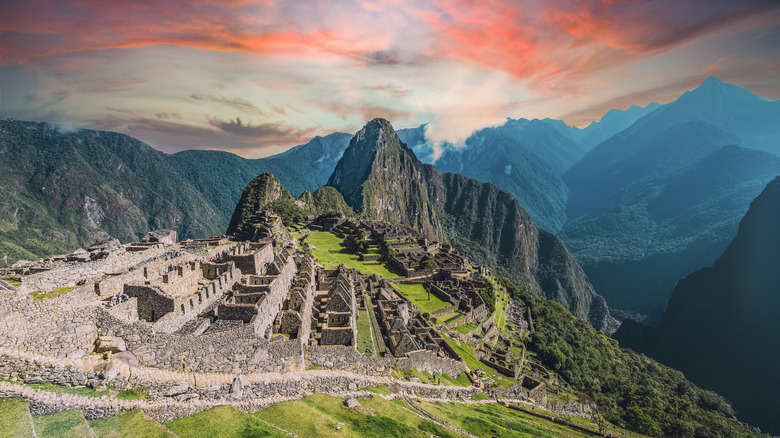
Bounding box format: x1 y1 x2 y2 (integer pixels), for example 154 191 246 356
329 119 614 331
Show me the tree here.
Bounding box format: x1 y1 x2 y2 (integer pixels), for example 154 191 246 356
420 259 438 271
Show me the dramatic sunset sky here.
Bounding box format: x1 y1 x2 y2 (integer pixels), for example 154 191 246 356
1 0 779 157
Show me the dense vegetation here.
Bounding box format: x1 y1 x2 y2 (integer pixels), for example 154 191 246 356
616 176 780 435
497 277 766 437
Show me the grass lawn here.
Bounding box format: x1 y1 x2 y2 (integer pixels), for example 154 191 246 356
0 398 33 438
439 312 463 324
441 336 482 372
255 393 458 438
33 410 93 438
363 294 387 356
304 232 400 278
454 323 477 335
90 410 174 438
389 283 451 314
417 401 582 438
29 286 78 301
19 381 110 398
2 278 22 288
440 372 473 387
166 405 285 438
356 308 375 355
440 336 514 387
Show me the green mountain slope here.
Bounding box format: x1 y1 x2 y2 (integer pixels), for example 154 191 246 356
614 176 780 435
0 120 223 264
0 121 352 265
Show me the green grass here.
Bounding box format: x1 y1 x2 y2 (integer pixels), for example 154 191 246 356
255 393 457 438
356 308 375 355
304 232 400 278
361 385 391 395
1 278 21 288
364 295 387 356
454 323 477 335
417 401 579 438
166 405 285 438
439 312 463 324
116 388 146 400
29 286 78 301
470 393 491 401
441 336 482 372
492 279 509 331
33 410 93 438
23 381 110 398
440 373 473 387
0 398 33 438
90 410 174 438
389 283 451 314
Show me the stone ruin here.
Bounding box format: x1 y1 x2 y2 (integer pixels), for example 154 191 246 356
0 218 553 414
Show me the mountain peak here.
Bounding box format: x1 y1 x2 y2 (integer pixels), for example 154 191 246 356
700 75 726 88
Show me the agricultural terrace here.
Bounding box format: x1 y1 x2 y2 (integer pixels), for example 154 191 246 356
300 231 400 278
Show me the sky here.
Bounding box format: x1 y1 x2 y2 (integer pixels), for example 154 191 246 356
1 0 779 158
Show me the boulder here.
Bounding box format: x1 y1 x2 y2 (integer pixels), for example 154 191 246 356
95 362 118 382
96 336 126 353
114 351 139 368
165 383 189 397
344 397 360 408
230 375 245 399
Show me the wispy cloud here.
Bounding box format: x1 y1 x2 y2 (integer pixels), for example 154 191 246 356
1 0 778 155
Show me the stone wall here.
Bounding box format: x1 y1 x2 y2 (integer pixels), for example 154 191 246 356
396 350 467 378
95 309 304 373
303 345 391 376
18 245 168 294
0 292 98 358
251 254 296 333
107 297 139 323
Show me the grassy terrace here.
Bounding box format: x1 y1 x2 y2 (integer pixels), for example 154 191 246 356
491 277 510 331
254 393 457 438
304 231 400 278
454 323 477 335
364 294 387 356
167 405 285 438
389 282 451 315
356 307 375 355
441 335 515 388
29 286 78 301
91 410 175 438
414 400 642 438
33 410 93 438
0 398 33 438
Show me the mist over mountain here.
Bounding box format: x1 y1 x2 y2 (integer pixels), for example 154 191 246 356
328 118 613 329
614 176 780 435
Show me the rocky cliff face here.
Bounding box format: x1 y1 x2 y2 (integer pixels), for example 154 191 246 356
614 176 780 434
227 172 289 239
329 119 612 329
327 119 444 240
227 172 353 241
